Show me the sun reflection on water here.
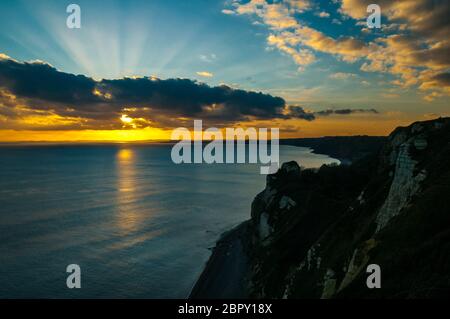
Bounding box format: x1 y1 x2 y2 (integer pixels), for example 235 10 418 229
116 147 142 236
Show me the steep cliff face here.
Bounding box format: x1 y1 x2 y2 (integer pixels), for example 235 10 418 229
245 118 450 298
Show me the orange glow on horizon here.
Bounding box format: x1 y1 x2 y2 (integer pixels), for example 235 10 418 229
0 114 434 142
0 128 173 142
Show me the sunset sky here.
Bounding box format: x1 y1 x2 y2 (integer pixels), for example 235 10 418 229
0 0 449 141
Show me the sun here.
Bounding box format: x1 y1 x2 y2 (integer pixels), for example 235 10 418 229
120 114 133 124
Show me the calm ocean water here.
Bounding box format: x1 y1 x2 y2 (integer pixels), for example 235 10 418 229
0 144 338 298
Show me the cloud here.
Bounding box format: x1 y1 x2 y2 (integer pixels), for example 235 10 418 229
226 0 373 69
340 0 450 41
225 0 450 99
314 108 379 116
267 34 315 68
196 71 214 77
419 71 450 100
0 53 15 61
0 56 286 129
0 58 98 106
431 72 450 86
329 72 357 80
316 11 330 18
221 9 236 15
0 55 381 130
284 105 316 121
284 106 380 121
340 0 450 98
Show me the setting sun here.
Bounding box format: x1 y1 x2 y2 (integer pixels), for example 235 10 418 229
120 114 134 124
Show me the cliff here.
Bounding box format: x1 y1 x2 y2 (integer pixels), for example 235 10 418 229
191 117 450 299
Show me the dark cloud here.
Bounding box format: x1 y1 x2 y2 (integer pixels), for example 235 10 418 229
0 57 288 127
341 0 450 42
0 56 380 130
432 73 450 86
0 59 98 106
315 108 379 116
101 77 287 120
272 106 380 122
284 106 316 121
396 0 450 41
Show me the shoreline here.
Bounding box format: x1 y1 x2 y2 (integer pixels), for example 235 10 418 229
189 221 251 299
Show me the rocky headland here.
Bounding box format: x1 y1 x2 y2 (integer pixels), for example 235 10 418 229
190 117 450 299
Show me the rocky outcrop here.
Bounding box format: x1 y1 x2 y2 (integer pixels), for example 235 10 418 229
375 141 426 232
250 117 450 298
193 117 450 299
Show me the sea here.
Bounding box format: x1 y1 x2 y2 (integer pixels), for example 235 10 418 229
0 144 338 298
